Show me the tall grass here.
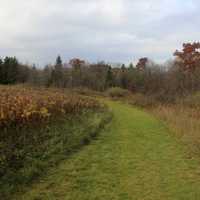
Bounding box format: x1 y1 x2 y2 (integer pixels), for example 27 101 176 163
130 92 200 156
0 85 101 129
0 85 112 199
152 96 200 155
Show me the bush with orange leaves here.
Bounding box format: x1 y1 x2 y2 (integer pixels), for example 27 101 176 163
0 86 101 129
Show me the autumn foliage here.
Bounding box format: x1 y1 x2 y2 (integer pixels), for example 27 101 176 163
174 42 200 72
69 58 85 67
136 57 148 70
0 86 106 188
0 86 101 129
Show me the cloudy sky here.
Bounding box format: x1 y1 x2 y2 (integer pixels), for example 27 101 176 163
0 0 199 66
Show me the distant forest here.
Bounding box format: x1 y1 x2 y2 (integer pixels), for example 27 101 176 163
1 42 200 102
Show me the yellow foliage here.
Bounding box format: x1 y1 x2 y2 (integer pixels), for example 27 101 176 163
0 86 101 128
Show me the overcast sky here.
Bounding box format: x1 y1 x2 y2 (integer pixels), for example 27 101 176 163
0 0 199 66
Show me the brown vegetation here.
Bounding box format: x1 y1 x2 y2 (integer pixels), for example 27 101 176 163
0 85 101 129
129 92 200 156
0 85 108 197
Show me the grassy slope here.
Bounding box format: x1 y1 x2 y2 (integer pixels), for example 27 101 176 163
16 101 200 200
2 110 111 200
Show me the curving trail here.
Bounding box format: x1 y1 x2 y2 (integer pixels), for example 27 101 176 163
17 101 200 200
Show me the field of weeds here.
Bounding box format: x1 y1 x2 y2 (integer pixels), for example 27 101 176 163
0 85 110 199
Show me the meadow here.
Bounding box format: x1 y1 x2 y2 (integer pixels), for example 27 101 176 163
0 85 111 199
152 95 200 156
1 42 200 199
1 86 200 199
107 87 200 157
14 100 200 200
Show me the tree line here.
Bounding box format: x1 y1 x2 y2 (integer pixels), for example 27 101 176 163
1 42 200 101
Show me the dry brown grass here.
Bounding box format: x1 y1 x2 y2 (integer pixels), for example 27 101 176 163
151 104 200 155
0 85 102 129
128 92 200 155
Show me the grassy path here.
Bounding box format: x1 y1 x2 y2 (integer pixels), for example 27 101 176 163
17 101 200 200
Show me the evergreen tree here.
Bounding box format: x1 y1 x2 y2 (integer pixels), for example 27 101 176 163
56 55 62 66
129 63 134 69
1 57 19 84
120 64 128 89
121 64 126 72
51 56 64 87
105 66 114 88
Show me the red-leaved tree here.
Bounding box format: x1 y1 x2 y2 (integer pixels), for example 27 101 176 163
174 42 200 72
136 57 148 70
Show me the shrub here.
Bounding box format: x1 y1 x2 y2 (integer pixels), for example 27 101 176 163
72 87 101 97
106 87 130 98
178 92 200 108
0 86 102 129
130 93 158 108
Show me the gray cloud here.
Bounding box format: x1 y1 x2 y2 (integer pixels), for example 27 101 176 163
0 0 199 66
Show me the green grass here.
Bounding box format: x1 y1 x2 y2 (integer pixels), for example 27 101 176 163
14 101 200 200
1 110 111 200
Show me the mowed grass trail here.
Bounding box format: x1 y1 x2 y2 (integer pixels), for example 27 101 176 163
16 101 200 200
